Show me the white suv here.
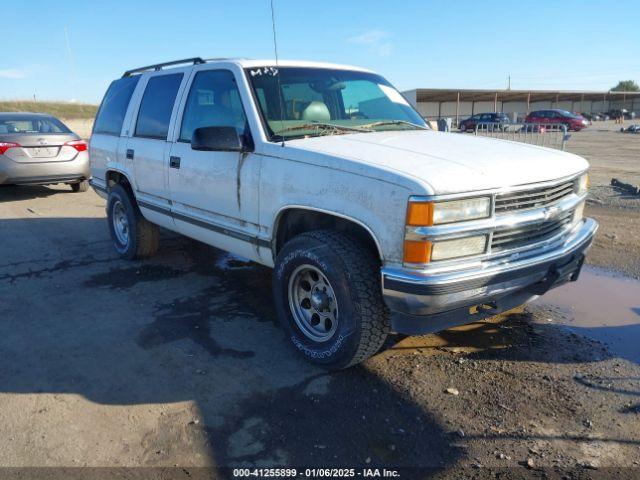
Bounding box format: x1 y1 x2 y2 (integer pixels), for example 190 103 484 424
89 57 597 369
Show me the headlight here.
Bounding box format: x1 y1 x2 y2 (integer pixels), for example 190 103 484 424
576 173 589 195
406 197 491 226
431 235 488 261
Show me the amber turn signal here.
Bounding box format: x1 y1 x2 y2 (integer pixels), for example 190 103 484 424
406 201 434 226
403 240 432 264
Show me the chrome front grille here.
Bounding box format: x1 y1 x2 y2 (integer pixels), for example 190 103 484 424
491 210 574 252
495 181 575 213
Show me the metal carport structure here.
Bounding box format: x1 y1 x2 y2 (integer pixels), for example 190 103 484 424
403 88 640 123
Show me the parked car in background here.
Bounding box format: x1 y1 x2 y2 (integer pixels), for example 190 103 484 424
525 109 589 131
579 112 598 122
90 58 597 369
608 109 627 120
0 113 89 191
458 112 510 132
608 109 636 120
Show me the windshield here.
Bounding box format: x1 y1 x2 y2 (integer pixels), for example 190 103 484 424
245 67 427 141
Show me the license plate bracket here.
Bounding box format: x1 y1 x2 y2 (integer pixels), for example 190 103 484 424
29 147 58 158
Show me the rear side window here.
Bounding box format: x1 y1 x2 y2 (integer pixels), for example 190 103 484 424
0 115 70 134
93 76 139 136
135 73 183 139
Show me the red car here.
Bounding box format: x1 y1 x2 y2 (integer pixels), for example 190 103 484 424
525 109 589 131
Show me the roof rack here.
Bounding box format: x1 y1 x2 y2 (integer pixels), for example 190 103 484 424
122 57 205 77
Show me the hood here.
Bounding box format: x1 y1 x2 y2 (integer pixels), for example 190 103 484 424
283 130 588 194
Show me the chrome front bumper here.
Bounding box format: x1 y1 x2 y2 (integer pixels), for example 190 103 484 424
381 217 598 334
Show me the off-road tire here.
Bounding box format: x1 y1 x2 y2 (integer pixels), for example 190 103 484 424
273 230 390 369
71 180 89 192
107 184 159 260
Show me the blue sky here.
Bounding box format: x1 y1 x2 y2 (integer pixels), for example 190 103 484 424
2 0 638 103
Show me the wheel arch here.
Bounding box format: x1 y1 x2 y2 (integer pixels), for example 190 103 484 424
272 206 384 264
105 169 135 198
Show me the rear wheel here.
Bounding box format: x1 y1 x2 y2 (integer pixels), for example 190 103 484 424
107 184 159 260
273 230 390 369
70 180 89 192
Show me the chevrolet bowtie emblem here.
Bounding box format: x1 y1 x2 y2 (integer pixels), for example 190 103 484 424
543 206 558 219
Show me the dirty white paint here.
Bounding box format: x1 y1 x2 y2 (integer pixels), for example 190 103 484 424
90 59 589 270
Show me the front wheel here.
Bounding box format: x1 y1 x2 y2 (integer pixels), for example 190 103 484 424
107 184 159 260
273 230 390 369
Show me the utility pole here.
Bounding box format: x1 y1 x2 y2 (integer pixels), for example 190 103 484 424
507 75 511 91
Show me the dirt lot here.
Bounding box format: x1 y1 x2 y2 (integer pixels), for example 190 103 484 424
562 121 640 278
1 125 639 478
568 121 640 188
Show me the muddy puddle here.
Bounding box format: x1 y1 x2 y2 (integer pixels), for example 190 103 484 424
533 267 640 364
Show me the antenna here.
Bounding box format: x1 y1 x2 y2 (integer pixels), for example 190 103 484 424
64 26 78 102
270 0 285 146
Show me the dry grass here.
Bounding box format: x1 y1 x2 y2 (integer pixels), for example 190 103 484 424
0 100 98 119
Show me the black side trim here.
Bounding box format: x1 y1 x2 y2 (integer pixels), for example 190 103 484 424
384 239 592 296
138 200 271 249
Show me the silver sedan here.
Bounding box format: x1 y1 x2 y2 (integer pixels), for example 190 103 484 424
0 112 90 192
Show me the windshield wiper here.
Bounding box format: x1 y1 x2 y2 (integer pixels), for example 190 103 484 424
357 120 429 131
275 122 370 135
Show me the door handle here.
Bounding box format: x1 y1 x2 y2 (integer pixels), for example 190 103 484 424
169 156 181 169
126 149 134 160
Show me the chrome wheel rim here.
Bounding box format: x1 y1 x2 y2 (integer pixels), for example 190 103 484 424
112 200 130 246
288 264 339 342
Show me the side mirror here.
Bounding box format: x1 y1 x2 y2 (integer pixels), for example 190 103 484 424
191 126 248 152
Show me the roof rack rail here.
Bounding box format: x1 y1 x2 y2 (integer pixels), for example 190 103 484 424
122 57 205 77
201 57 246 62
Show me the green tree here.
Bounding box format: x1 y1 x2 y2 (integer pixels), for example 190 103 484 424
611 80 639 92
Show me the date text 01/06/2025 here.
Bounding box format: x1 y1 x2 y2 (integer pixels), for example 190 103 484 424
232 467 401 478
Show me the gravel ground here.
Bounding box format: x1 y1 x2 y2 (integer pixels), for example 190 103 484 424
559 123 640 279
0 122 638 478
567 121 640 189
585 201 640 279
1 185 639 479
